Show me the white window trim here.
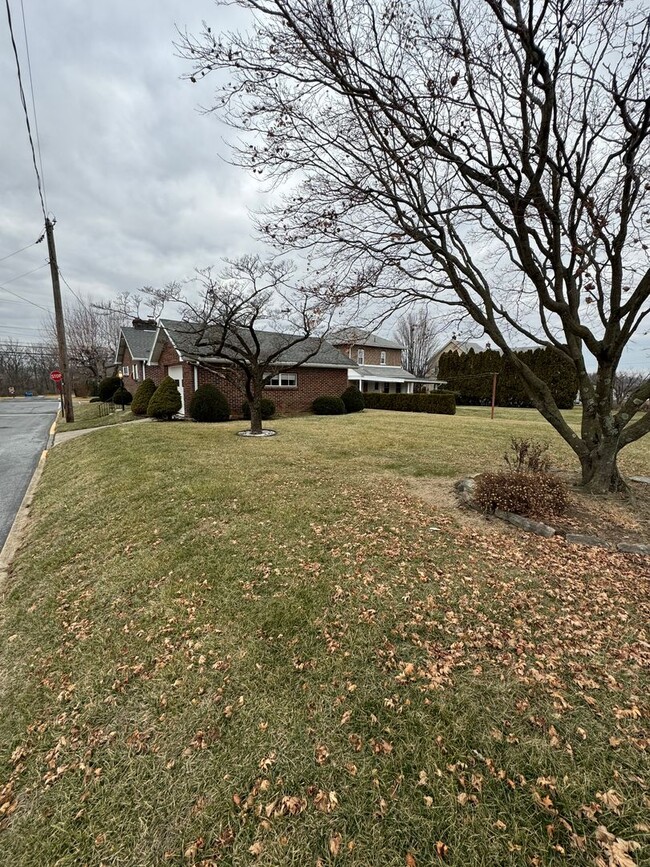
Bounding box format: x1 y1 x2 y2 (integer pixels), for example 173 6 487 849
133 363 139 382
267 372 298 388
380 351 386 365
357 349 365 365
122 364 130 376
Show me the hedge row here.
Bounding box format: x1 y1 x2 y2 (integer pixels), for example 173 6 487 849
363 391 456 415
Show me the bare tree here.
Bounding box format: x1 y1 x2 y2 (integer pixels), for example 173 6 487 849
154 256 334 434
613 371 648 407
178 0 650 491
395 307 441 378
43 294 130 382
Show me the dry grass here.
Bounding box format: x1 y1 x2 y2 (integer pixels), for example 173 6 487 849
0 409 648 866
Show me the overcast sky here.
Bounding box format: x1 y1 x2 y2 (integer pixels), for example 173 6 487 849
1 0 265 344
1 1 648 368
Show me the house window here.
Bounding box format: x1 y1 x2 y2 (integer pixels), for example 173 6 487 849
362 381 368 392
122 364 130 376
380 351 386 365
374 382 379 391
383 383 390 393
395 383 401 393
268 372 297 388
357 349 365 365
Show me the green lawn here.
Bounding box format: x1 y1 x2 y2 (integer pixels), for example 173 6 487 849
57 400 137 433
0 410 648 866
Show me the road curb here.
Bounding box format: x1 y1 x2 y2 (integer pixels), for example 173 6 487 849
0 410 58 589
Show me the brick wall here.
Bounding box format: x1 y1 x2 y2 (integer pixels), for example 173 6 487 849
334 343 402 367
194 363 349 416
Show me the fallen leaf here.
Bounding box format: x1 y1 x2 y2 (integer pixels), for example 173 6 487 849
405 853 417 867
329 833 343 857
248 841 264 856
315 744 330 766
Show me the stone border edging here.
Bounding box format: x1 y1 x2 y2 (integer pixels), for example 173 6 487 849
454 478 650 556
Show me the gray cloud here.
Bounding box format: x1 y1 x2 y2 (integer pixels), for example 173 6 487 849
0 1 648 369
1 0 265 340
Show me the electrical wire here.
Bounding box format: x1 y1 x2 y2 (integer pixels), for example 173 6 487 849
19 0 47 214
0 263 51 311
57 268 84 304
4 0 47 218
0 233 44 264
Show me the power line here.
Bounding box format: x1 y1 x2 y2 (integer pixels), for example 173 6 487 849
4 0 46 218
0 233 44 264
19 0 47 213
57 268 84 304
0 263 51 311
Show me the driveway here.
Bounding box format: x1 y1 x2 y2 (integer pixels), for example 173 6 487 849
0 398 57 550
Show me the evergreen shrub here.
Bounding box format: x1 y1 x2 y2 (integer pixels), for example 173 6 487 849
112 387 133 406
132 378 157 416
98 376 121 402
312 395 346 415
190 383 230 422
341 385 365 413
147 376 182 420
363 391 456 415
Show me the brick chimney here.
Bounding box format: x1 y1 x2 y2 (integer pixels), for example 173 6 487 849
132 318 157 330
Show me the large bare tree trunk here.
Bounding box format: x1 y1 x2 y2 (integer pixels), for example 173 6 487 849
580 436 626 493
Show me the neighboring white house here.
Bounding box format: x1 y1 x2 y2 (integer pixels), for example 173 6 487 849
330 328 444 394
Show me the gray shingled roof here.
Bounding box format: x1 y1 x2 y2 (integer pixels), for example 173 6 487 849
120 327 157 359
330 328 404 351
159 319 353 368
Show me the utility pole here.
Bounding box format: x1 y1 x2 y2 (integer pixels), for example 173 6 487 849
45 218 74 422
491 372 498 420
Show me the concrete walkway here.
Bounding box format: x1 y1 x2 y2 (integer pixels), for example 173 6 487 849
53 417 152 447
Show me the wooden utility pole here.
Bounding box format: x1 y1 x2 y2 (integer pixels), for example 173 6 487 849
491 372 498 419
45 218 74 422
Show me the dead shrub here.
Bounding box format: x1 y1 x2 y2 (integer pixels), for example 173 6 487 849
474 471 568 518
504 437 551 474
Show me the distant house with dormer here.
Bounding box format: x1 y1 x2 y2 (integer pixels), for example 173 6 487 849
330 328 443 394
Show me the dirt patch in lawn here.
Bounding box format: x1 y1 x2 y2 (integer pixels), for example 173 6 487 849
407 476 511 535
552 477 650 545
409 475 650 546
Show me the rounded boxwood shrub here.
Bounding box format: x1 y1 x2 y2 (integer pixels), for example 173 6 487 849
341 385 364 413
242 398 275 420
190 383 230 422
147 375 182 420
98 375 121 402
132 378 157 416
313 395 346 415
112 386 133 406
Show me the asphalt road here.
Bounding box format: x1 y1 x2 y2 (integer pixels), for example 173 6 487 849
0 399 57 550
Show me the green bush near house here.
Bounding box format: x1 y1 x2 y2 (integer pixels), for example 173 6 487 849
112 387 133 407
131 378 157 416
312 395 346 415
341 385 365 413
242 398 275 420
98 376 121 403
363 391 456 415
147 376 182 420
190 383 230 422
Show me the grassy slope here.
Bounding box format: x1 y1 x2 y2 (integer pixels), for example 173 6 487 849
0 410 648 866
57 401 137 433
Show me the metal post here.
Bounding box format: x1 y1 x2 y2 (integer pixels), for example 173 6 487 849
491 372 498 419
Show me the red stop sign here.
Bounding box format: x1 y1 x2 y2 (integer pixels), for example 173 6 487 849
50 370 63 383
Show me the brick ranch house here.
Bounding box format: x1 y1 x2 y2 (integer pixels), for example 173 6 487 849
115 318 353 418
